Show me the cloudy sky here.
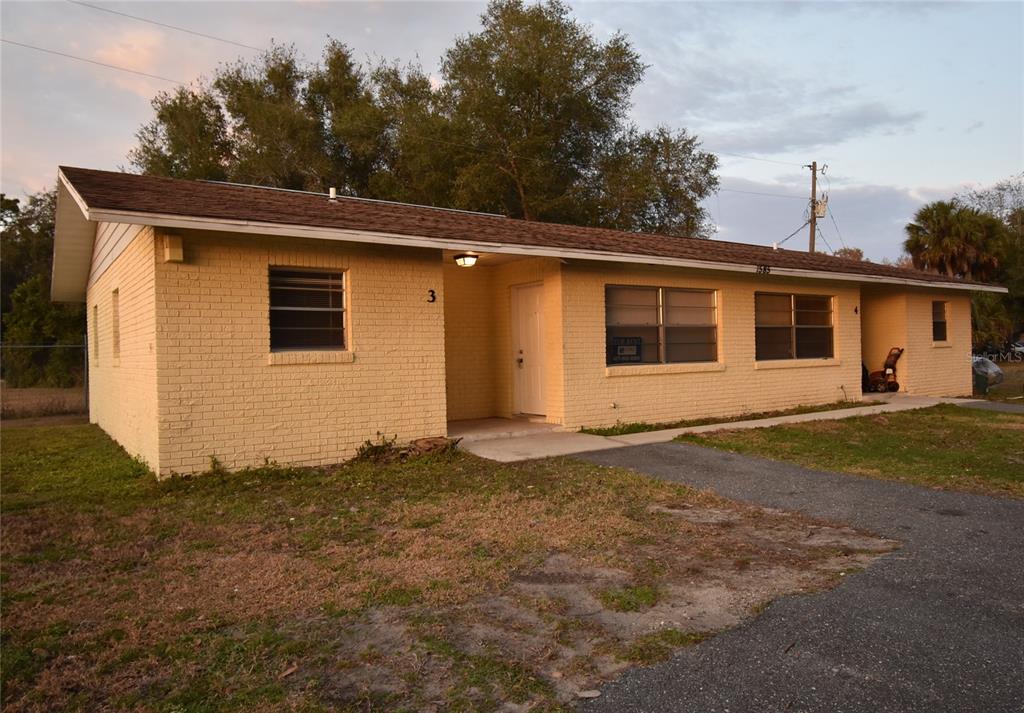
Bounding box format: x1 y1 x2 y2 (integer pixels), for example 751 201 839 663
2 0 1021 260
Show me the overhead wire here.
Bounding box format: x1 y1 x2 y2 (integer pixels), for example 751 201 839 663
5 27 833 239
816 226 835 254
713 151 803 168
56 1 808 174
829 209 848 250
717 187 806 200
819 164 851 250
0 38 185 83
63 0 263 51
776 220 810 248
4 36 824 193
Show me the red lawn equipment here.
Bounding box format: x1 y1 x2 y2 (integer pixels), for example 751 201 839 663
868 347 904 393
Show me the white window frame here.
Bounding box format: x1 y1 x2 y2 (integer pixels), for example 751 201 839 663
268 267 348 352
932 301 948 343
755 292 834 361
605 285 718 366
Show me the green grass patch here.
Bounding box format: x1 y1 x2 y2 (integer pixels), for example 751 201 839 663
677 404 1024 497
624 629 708 665
581 400 866 436
419 634 552 707
598 584 659 612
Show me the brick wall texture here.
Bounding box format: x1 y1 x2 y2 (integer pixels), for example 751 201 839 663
86 224 975 475
861 287 972 397
86 223 159 467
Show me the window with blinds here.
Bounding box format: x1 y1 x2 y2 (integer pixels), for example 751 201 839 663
605 286 717 365
755 292 833 360
269 268 346 351
932 301 947 342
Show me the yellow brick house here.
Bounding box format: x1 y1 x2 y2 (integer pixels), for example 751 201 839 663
51 167 1005 476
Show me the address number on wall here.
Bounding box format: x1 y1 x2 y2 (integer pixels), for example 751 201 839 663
427 289 437 303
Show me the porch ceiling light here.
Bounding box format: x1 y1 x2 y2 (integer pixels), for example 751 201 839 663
454 253 478 267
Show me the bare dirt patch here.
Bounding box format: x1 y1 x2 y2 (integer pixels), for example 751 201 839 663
1 424 895 711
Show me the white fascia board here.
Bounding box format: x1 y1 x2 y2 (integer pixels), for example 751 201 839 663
84 206 1008 294
57 169 92 215
51 173 96 302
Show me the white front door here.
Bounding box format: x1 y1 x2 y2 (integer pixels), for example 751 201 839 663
512 283 545 415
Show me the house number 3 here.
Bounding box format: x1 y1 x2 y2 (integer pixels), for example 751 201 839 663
427 289 437 303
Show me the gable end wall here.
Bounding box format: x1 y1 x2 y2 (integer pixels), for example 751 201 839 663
85 223 160 470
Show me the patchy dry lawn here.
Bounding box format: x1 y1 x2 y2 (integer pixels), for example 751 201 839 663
1 425 893 712
985 360 1024 402
679 404 1024 498
0 383 86 420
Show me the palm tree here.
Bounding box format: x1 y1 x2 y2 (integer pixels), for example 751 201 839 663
904 201 1003 281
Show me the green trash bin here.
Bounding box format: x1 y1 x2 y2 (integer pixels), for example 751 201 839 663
973 370 989 396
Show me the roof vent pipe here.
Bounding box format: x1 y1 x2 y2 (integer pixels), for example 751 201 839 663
329 187 337 201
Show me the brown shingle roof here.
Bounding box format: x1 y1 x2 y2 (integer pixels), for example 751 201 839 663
59 166 989 288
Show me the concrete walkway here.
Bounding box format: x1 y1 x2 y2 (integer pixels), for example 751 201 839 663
460 394 979 462
575 442 1024 713
955 399 1024 415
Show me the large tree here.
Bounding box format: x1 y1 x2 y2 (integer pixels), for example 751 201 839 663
903 201 1005 282
1 189 86 386
905 189 1023 346
956 176 1024 340
129 0 718 236
2 191 58 315
128 88 231 181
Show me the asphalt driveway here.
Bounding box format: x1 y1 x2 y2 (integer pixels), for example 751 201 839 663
577 442 1024 713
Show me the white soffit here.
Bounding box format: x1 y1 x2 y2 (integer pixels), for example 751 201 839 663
51 176 95 302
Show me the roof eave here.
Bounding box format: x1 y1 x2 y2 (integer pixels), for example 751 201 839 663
78 205 1007 294
51 170 96 303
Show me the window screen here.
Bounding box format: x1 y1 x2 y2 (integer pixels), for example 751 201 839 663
269 268 346 350
606 286 716 365
755 293 833 360
932 301 947 342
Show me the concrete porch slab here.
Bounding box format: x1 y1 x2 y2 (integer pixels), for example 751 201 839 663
460 431 622 462
448 417 558 444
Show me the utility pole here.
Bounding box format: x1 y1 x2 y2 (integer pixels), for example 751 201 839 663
807 160 818 253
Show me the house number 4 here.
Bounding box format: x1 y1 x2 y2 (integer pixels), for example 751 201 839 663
427 289 437 303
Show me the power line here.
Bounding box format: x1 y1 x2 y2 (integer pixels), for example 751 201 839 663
64 0 263 52
56 1 803 174
829 206 848 249
718 187 806 200
3 33 832 223
0 38 552 168
776 220 810 248
712 151 803 168
1 37 185 84
816 226 835 254
1 39 528 166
